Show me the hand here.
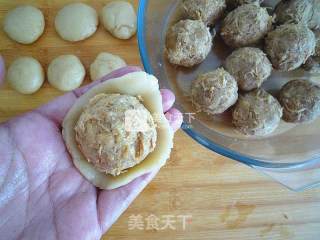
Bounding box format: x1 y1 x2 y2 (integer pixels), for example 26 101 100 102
0 67 183 240
0 55 5 87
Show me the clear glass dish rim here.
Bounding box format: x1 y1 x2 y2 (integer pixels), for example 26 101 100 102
137 0 319 170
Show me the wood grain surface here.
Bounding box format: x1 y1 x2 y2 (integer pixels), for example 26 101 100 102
1 1 320 240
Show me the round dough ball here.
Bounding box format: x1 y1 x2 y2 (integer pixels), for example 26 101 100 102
191 68 238 115
224 47 272 91
165 19 213 67
90 52 126 81
182 0 226 25
220 4 272 48
101 1 137 40
232 89 283 136
55 3 98 42
48 55 85 91
265 23 316 72
274 0 320 30
279 79 320 123
4 5 45 44
74 93 157 176
7 57 44 94
226 0 263 9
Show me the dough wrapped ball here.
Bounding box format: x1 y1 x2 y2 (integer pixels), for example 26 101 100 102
165 19 213 67
7 56 44 94
48 55 85 91
265 23 316 72
220 4 272 48
226 0 263 9
90 52 126 81
74 93 157 176
55 3 98 42
182 0 226 25
232 89 283 136
4 5 45 44
279 80 320 123
101 1 137 40
224 47 272 91
191 68 238 114
274 0 320 30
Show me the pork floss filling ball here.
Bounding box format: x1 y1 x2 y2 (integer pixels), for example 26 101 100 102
232 89 283 136
279 80 320 123
182 0 226 25
274 0 320 30
191 68 238 115
165 19 213 67
224 47 272 91
74 93 157 176
220 4 272 48
265 23 316 71
226 0 264 9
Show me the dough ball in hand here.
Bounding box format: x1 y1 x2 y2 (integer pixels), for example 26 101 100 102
48 55 85 91
220 4 272 48
7 56 44 94
224 47 272 91
4 5 45 44
55 3 98 42
274 0 320 30
74 93 157 176
182 0 226 25
265 23 316 72
165 19 213 67
101 1 137 40
191 68 238 115
279 79 320 123
232 89 283 136
90 52 126 81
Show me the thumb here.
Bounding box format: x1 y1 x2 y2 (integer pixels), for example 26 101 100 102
97 169 159 233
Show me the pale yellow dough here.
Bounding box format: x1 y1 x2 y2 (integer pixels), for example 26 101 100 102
100 1 137 40
7 56 44 94
90 52 126 81
4 5 45 44
55 3 98 42
62 72 174 189
47 55 85 91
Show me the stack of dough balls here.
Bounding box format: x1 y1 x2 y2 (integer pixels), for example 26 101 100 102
4 5 45 44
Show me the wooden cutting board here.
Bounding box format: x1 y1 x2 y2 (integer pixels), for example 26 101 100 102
1 1 320 240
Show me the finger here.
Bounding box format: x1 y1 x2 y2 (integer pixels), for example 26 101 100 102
0 55 5 87
161 89 175 112
73 66 142 97
97 169 159 233
165 108 183 132
36 66 142 125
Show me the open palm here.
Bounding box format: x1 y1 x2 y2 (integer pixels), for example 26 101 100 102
0 67 182 240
